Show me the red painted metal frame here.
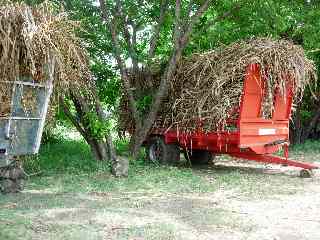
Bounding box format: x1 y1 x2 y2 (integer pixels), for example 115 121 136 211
150 63 318 170
230 152 317 170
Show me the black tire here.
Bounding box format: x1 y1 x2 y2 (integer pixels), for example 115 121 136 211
146 136 180 165
184 150 215 165
300 169 313 178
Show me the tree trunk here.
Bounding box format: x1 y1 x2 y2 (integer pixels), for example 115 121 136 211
95 101 129 177
87 138 109 161
60 95 128 177
292 105 303 144
302 105 320 142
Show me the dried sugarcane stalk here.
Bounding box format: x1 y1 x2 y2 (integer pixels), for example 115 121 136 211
0 1 93 118
119 38 317 133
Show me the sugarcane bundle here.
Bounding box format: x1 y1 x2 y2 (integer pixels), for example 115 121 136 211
0 1 92 117
119 38 317 133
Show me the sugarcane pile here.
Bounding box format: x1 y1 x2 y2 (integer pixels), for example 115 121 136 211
0 1 92 117
119 38 317 133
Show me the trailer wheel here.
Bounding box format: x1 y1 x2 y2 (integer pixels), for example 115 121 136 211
146 136 180 165
184 150 215 165
300 169 313 178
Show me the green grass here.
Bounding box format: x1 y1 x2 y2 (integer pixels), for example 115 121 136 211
1 139 319 240
23 140 109 175
18 139 320 197
291 140 320 153
22 139 213 194
290 140 320 163
113 224 177 240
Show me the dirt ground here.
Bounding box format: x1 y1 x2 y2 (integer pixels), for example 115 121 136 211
1 160 320 240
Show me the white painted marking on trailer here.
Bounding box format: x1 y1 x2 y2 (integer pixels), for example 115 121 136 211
259 128 276 135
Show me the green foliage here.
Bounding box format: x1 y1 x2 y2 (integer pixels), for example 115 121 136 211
41 127 65 145
137 94 153 115
187 0 320 54
300 109 313 122
91 63 120 108
114 138 130 155
84 111 112 139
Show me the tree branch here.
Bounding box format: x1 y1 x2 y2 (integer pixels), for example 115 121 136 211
174 0 182 47
114 1 139 71
98 0 109 21
59 96 88 141
186 0 194 19
148 0 169 59
180 0 211 46
122 17 139 71
131 22 139 71
99 0 141 127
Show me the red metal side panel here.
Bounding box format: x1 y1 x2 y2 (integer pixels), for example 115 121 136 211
272 84 293 120
239 64 264 119
239 64 290 153
239 120 288 151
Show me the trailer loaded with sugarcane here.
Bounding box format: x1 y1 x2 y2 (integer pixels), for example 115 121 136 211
0 2 91 193
120 38 319 177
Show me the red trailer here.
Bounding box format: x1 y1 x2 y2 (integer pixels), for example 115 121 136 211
145 63 318 177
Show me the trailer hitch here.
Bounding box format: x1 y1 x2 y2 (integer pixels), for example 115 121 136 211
265 139 288 147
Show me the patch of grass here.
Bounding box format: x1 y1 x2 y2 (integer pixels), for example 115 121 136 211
113 224 177 240
0 218 33 240
1 140 319 240
19 139 320 197
21 139 212 194
23 140 110 175
24 165 213 194
194 163 306 199
290 140 320 163
291 140 320 154
0 215 102 240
